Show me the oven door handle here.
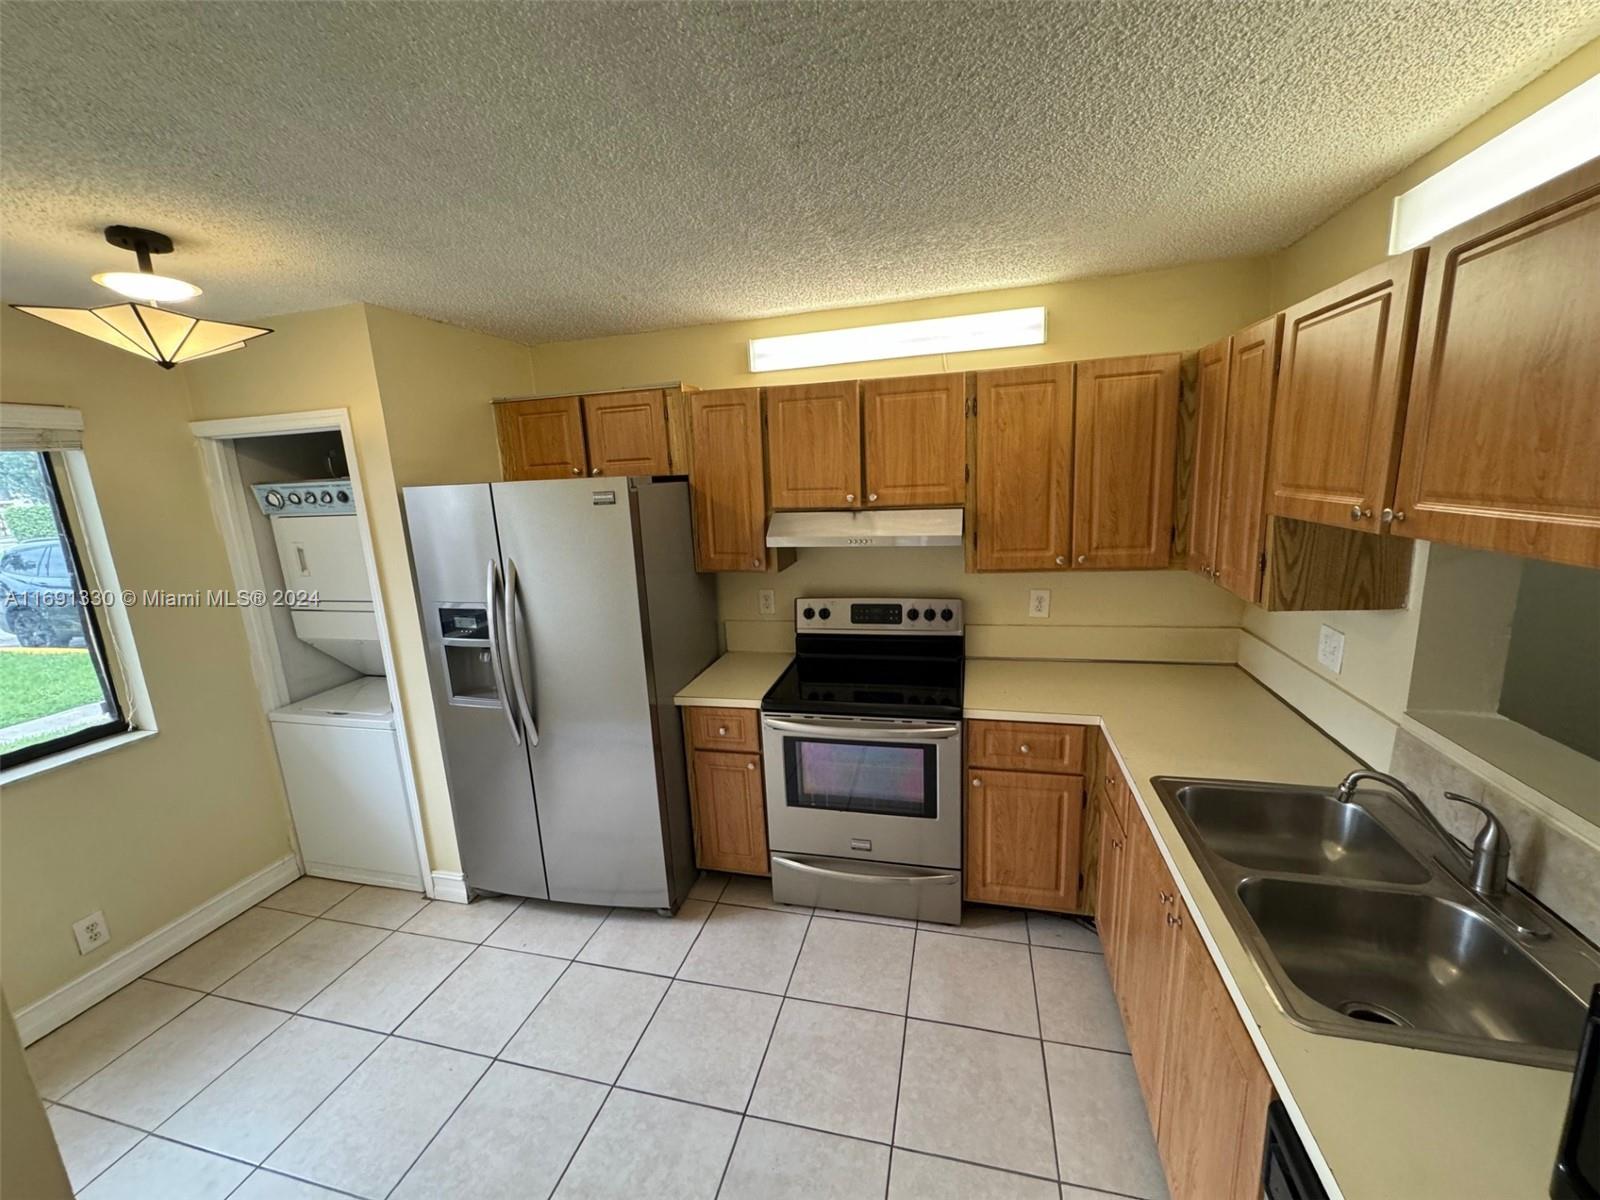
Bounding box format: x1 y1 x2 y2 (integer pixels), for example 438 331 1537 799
770 855 959 887
761 717 961 740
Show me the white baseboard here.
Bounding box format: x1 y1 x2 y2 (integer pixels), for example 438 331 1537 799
430 871 469 904
302 860 427 894
15 854 300 1046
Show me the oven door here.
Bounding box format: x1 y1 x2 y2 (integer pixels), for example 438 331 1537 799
761 713 961 868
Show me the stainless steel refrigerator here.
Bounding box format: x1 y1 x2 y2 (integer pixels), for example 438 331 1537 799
403 477 717 910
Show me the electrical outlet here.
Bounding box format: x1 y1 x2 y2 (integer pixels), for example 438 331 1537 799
1029 589 1051 619
72 911 109 956
1317 624 1345 675
758 589 776 616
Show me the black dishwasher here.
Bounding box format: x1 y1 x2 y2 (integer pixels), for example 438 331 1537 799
1262 1100 1329 1200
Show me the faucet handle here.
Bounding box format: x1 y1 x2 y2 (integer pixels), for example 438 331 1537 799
1443 791 1510 896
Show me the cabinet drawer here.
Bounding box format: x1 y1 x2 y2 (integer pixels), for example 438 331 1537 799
686 706 760 752
966 720 1086 773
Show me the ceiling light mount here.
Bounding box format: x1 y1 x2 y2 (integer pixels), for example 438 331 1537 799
103 224 176 272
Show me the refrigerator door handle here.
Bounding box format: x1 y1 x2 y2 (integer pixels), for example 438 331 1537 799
503 557 541 747
485 558 522 745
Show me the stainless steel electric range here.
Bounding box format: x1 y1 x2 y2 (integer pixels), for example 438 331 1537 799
760 597 964 925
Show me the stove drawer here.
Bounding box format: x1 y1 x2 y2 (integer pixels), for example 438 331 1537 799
967 720 1087 774
770 852 961 925
686 706 760 753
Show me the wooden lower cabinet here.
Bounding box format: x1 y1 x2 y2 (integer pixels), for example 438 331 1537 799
1103 797 1275 1200
682 703 769 876
965 768 1083 911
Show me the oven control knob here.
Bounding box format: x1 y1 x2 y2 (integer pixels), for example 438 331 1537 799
802 607 816 621
287 492 302 505
907 607 919 620
263 490 285 509
818 607 831 620
923 608 936 621
940 608 953 622
320 490 334 504
336 490 350 503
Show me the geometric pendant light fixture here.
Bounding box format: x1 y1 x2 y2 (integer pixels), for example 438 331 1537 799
11 226 272 368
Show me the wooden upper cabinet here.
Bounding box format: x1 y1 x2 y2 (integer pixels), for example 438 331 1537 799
582 389 671 477
965 768 1083 912
1158 911 1274 1200
1072 354 1180 569
496 396 587 480
1391 159 1600 568
861 372 967 507
1213 316 1282 603
972 364 1073 571
765 381 861 509
1189 337 1231 580
1267 251 1424 533
688 389 768 572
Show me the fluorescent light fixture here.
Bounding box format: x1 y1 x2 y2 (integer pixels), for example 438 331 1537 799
1389 74 1600 253
749 306 1047 373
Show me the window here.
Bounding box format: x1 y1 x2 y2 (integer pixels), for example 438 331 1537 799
0 449 128 766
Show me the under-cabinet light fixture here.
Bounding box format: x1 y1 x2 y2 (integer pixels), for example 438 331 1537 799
748 306 1047 373
1389 73 1600 253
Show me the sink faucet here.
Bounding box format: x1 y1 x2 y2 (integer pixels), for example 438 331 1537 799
1334 769 1545 938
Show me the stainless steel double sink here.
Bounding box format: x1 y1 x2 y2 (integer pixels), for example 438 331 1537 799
1151 778 1600 1070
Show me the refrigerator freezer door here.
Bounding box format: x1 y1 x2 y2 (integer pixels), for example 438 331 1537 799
403 483 549 900
492 479 670 907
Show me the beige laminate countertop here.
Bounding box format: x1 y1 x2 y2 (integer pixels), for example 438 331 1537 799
968 659 1570 1200
677 653 1572 1199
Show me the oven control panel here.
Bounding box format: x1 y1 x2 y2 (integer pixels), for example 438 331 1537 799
795 597 963 634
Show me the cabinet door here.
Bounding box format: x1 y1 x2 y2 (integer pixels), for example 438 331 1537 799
1097 801 1128 987
690 750 769 876
967 720 1086 773
1121 821 1179 1121
1189 337 1231 580
689 389 768 572
1267 252 1423 533
1392 160 1600 568
1072 354 1180 568
1157 909 1274 1200
1214 316 1282 603
965 768 1083 912
583 389 671 477
496 396 587 480
972 364 1072 570
766 381 861 509
862 372 967 507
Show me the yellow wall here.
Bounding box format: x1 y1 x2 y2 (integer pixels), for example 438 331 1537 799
0 308 294 1010
532 257 1273 393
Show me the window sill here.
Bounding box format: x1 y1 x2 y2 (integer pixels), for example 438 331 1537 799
0 727 157 787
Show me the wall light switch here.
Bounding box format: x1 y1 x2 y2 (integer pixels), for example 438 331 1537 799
758 589 777 616
1317 624 1345 675
1029 589 1051 619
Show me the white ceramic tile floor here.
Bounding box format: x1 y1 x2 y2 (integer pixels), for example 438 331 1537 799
32 876 1161 1199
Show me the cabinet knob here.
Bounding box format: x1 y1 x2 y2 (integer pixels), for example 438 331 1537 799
746 762 756 771
846 493 855 503
1383 508 1407 523
1055 555 1065 565
1077 554 1087 564
1159 889 1174 904
751 558 761 567
717 726 728 736
591 467 601 476
1349 504 1372 521
571 466 581 475
868 492 878 502
971 778 982 788
1019 744 1030 754
1166 911 1182 927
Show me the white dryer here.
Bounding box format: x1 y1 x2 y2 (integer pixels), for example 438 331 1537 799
268 678 421 890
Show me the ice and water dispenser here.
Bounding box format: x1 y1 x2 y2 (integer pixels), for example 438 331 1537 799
436 604 501 705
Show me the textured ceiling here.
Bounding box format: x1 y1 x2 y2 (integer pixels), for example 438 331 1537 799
3 1 1597 344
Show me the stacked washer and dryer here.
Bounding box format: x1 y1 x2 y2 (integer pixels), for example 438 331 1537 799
252 481 421 890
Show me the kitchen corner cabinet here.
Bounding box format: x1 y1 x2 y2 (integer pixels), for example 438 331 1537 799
687 388 771 572
1391 158 1600 569
583 389 672 477
971 364 1073 571
1072 354 1180 569
765 381 862 509
1187 337 1231 582
1267 251 1424 533
862 373 967 507
683 706 769 875
1213 316 1281 602
496 396 588 480
964 720 1089 913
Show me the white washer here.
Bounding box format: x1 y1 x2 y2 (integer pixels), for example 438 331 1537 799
268 679 422 889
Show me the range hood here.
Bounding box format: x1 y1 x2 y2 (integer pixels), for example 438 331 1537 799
765 508 963 548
